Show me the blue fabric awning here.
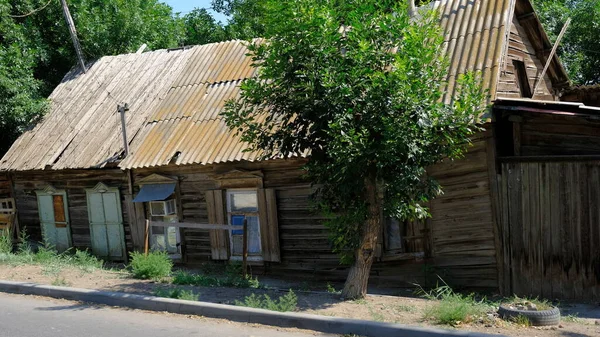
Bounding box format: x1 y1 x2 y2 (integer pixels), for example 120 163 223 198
133 183 176 203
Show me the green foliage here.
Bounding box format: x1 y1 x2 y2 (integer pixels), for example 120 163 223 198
326 282 340 294
235 289 298 312
154 287 199 301
172 270 260 288
512 314 531 327
222 0 486 265
129 251 173 280
0 229 12 255
563 314 583 323
51 276 70 287
504 295 552 311
534 0 600 84
418 279 493 326
211 0 267 40
182 8 228 45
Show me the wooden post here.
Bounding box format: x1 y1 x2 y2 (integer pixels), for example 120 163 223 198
242 218 248 278
144 219 150 255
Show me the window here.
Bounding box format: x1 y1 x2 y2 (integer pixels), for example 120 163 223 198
383 217 427 259
149 199 176 216
148 198 181 257
513 60 532 98
227 190 262 259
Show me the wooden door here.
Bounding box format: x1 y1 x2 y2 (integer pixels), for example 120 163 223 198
36 189 71 252
86 183 126 260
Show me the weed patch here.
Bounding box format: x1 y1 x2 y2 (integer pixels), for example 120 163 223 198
172 270 259 288
129 251 172 280
154 288 199 301
418 279 493 326
51 276 71 287
235 290 297 312
511 314 531 327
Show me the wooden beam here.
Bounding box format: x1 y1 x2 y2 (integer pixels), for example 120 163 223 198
499 155 600 162
148 221 243 231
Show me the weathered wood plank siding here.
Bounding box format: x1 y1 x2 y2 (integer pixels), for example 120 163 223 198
497 16 556 100
132 135 498 289
11 170 131 250
0 174 11 198
518 113 600 156
501 161 600 299
427 132 499 288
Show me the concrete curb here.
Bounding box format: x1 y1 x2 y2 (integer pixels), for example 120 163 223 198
0 280 502 337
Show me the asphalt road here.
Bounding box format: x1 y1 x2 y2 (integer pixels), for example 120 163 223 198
0 293 333 337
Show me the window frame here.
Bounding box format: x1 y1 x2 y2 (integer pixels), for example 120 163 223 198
513 59 533 98
226 189 263 261
147 197 181 259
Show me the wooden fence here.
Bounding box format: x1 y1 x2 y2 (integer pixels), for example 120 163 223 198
500 160 600 299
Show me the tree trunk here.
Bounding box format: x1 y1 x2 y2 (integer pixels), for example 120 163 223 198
341 172 381 299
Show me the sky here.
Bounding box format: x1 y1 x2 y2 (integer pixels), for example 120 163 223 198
161 0 229 23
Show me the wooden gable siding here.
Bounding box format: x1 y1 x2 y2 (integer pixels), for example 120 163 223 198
497 16 556 101
11 170 132 250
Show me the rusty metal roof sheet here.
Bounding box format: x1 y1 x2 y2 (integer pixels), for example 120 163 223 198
1 0 569 171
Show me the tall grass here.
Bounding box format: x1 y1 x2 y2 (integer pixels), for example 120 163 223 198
0 229 103 272
417 278 493 326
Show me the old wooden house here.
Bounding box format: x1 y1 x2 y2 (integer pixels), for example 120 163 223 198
1 0 598 299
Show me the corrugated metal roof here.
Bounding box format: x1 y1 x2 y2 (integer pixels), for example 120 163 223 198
0 0 568 171
0 47 193 171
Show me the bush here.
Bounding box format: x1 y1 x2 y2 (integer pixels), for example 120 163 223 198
235 290 297 312
71 250 103 271
154 287 199 301
129 251 173 280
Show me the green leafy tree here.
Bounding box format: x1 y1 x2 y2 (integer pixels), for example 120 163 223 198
212 0 266 39
223 0 486 298
182 8 228 45
0 1 48 154
534 0 600 84
1 0 185 155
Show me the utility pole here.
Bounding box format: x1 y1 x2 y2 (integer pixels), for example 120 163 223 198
59 0 87 73
118 104 130 157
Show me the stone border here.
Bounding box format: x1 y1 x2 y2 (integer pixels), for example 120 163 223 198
0 280 501 337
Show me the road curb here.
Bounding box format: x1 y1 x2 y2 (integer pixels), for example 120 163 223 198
0 280 500 337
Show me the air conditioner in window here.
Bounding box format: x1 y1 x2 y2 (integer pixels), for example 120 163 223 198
149 199 176 216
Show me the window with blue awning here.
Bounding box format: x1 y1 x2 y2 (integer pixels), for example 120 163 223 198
132 183 176 203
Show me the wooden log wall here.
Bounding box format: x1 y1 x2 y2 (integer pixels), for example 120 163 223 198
497 16 556 101
134 137 500 290
11 170 132 250
426 131 499 289
500 161 600 299
0 173 11 198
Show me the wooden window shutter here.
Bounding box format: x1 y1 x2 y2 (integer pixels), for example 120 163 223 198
257 188 280 262
206 190 229 260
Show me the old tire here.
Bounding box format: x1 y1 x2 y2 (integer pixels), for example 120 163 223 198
498 304 560 326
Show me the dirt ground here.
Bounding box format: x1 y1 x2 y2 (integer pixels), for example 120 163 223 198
0 264 598 337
